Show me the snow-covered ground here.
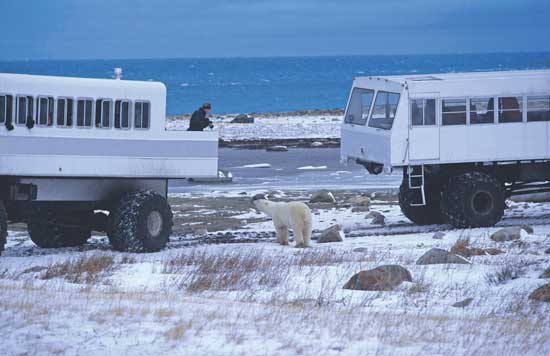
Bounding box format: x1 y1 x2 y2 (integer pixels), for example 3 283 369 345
1 190 549 355
166 114 343 141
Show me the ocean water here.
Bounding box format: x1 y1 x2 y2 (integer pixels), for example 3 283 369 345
1 53 549 115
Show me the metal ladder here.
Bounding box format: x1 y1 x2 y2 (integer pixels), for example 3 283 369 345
408 165 426 206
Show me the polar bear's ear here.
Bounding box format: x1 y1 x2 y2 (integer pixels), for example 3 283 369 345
251 194 267 202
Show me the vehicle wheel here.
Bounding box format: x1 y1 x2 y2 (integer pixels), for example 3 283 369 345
28 209 92 248
108 190 173 253
441 171 505 228
398 181 443 225
0 202 7 255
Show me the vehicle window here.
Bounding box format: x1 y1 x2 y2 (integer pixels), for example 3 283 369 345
527 96 550 122
345 89 374 125
56 98 74 127
0 95 13 125
411 99 436 126
368 91 400 130
470 97 494 124
77 99 93 127
95 99 112 128
360 91 375 123
37 96 54 126
498 96 523 123
16 95 34 125
442 99 466 126
134 101 150 129
115 100 130 129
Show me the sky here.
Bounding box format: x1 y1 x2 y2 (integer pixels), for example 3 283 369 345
0 0 549 60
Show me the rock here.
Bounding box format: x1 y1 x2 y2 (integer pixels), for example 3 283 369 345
231 114 254 124
452 298 473 308
351 206 370 213
540 267 550 279
317 225 344 243
432 232 445 240
529 284 550 302
193 228 208 237
310 190 336 204
545 248 550 255
416 248 470 265
353 247 369 253
366 211 385 225
343 265 412 291
520 225 534 235
266 145 288 152
490 227 523 242
310 141 323 147
347 195 371 207
484 248 505 256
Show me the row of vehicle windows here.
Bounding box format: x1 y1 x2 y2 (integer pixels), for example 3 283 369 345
412 95 550 127
346 90 401 130
0 94 151 130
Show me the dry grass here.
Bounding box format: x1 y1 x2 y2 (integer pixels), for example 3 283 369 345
485 263 524 285
40 253 116 284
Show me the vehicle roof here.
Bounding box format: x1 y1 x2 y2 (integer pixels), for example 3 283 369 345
360 69 550 84
0 72 166 91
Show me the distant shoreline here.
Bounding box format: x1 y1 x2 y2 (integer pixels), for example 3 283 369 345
166 108 344 121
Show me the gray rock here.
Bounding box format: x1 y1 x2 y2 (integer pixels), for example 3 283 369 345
317 225 344 243
520 225 534 235
529 284 550 302
343 265 412 291
366 211 386 225
231 114 254 124
452 298 473 308
310 190 336 204
416 248 470 265
545 248 550 255
310 141 323 147
351 206 370 213
347 195 371 207
432 232 446 240
540 266 550 279
490 227 523 242
353 247 369 253
266 145 288 152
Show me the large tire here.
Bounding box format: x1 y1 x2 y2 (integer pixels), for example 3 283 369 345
398 181 444 225
441 171 505 228
108 190 173 253
28 209 92 248
0 202 7 255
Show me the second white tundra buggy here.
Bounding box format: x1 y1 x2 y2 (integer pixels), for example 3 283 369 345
341 70 550 228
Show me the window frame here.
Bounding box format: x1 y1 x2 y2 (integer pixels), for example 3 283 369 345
114 99 132 130
95 98 113 129
36 95 54 127
133 100 151 130
526 95 550 123
410 98 437 127
15 94 35 126
497 96 524 124
55 97 74 128
468 96 496 125
0 93 13 125
76 97 94 129
441 97 467 126
367 90 401 130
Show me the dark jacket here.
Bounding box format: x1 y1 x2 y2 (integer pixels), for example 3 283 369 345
187 108 212 131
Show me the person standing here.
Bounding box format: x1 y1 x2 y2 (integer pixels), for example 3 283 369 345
187 103 213 131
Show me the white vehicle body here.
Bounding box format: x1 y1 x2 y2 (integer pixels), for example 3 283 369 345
341 70 550 169
0 73 218 180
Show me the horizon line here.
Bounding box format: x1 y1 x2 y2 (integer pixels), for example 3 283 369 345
1 50 550 63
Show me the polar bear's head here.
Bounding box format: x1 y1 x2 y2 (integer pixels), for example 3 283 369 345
251 194 269 211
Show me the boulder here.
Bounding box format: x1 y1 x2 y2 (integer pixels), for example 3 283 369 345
351 206 370 213
416 248 470 265
343 265 412 291
520 225 534 235
347 195 371 207
310 141 323 147
317 225 344 243
353 247 369 253
540 266 550 279
452 298 473 308
266 145 288 152
432 232 445 240
366 211 385 225
529 284 550 302
310 190 336 204
545 248 550 255
490 227 523 242
231 114 254 124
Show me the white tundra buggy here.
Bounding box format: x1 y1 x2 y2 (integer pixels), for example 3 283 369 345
0 72 219 255
341 70 550 228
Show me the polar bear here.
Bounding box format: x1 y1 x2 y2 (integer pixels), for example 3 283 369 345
252 194 312 248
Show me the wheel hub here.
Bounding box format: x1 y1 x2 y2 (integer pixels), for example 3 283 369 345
471 191 494 216
146 211 163 237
